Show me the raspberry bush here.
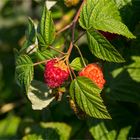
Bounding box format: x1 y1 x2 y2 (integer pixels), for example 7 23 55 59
12 0 140 139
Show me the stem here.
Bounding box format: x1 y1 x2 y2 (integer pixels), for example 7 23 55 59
73 0 85 23
49 46 67 55
56 22 73 35
74 44 86 67
71 68 77 78
73 31 86 44
33 55 67 66
33 60 48 66
66 59 73 81
67 42 73 58
66 0 85 57
57 55 67 61
56 0 85 37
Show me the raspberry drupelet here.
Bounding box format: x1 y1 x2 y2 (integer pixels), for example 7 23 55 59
79 63 106 89
44 58 69 88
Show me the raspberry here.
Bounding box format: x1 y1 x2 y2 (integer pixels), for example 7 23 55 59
79 63 106 89
44 58 69 88
99 31 118 40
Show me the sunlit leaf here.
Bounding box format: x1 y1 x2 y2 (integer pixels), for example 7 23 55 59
70 77 111 119
88 103 135 140
87 29 125 62
40 122 72 140
70 57 87 71
0 115 20 138
79 0 135 38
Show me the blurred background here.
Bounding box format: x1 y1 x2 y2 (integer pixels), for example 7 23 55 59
0 0 42 139
0 0 140 139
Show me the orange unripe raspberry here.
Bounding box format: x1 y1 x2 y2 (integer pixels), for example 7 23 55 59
44 58 69 88
79 63 106 89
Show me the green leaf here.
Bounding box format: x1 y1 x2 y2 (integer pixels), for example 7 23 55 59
79 0 135 38
104 60 140 103
35 49 53 61
40 122 72 140
87 103 135 140
126 56 140 82
22 134 43 140
27 80 55 110
89 121 131 140
0 114 20 138
87 29 125 62
19 18 36 54
70 57 87 71
37 6 55 48
114 0 132 9
70 77 111 119
20 121 71 140
26 17 36 43
15 55 34 92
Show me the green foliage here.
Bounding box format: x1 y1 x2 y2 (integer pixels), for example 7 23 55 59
127 56 140 82
0 114 20 139
37 6 55 49
1 0 140 139
87 29 125 62
22 134 43 140
21 122 72 140
70 77 111 119
70 57 87 71
40 122 72 140
35 50 53 61
26 18 36 44
27 80 55 110
79 0 135 38
15 55 34 92
19 18 36 54
88 103 136 140
105 58 140 103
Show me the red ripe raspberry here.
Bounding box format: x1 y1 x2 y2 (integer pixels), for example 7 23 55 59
44 58 69 88
99 31 118 40
79 63 106 89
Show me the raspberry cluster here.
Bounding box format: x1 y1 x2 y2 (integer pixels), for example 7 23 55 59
79 63 106 89
44 58 69 88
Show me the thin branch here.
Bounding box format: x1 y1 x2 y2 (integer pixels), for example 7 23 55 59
33 60 48 66
66 59 73 81
66 0 86 56
56 22 73 35
73 31 86 44
73 0 85 23
71 67 77 78
56 0 85 37
74 44 86 67
49 46 67 55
